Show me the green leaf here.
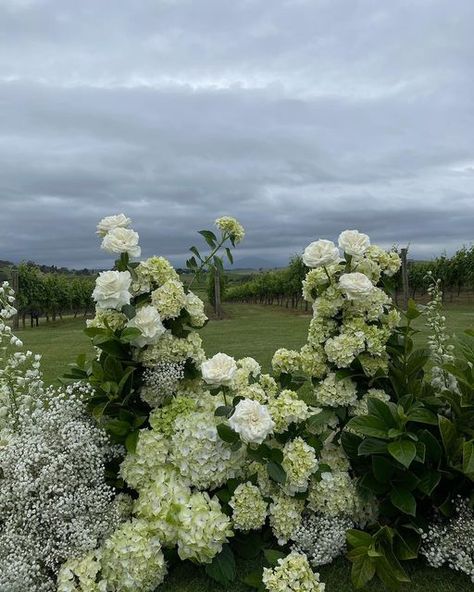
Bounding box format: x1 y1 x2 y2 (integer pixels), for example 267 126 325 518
346 529 374 548
357 437 388 456
438 415 461 458
225 247 234 264
216 423 240 444
120 327 141 343
190 246 202 260
387 440 417 468
121 304 136 319
346 415 389 439
215 405 234 418
242 570 264 590
198 229 217 248
351 555 376 589
390 487 416 516
417 469 441 495
306 409 335 430
263 549 286 566
463 440 474 476
406 298 423 320
267 461 287 484
125 430 139 453
367 398 398 429
104 419 131 438
205 545 236 585
406 407 438 425
418 429 442 463
372 455 395 483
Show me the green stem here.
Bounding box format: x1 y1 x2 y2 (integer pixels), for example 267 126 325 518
188 232 230 289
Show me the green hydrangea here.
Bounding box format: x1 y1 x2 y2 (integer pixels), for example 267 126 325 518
268 390 311 433
282 437 319 495
229 482 267 531
262 551 326 592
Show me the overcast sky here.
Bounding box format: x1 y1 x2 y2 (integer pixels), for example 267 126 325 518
0 0 473 268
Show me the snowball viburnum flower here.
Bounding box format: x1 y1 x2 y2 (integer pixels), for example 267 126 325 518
101 227 141 258
229 399 275 444
339 272 374 300
201 353 237 386
96 213 131 237
338 230 370 256
126 305 166 347
92 270 132 310
302 239 340 268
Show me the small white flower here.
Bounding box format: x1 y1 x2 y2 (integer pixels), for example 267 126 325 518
339 272 374 300
338 229 370 256
96 213 131 236
302 239 340 268
127 305 166 347
92 270 132 310
101 227 141 258
229 399 275 444
201 353 237 386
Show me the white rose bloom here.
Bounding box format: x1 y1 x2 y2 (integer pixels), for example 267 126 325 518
96 213 131 237
92 270 132 310
201 353 237 386
101 227 141 258
302 239 340 268
338 230 370 256
339 272 375 300
127 305 166 347
229 399 275 445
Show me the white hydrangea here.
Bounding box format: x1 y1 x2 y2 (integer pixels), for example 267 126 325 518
140 331 205 366
268 390 311 433
237 356 262 377
185 291 208 327
324 332 365 368
229 482 268 531
176 492 233 563
215 216 245 244
313 373 358 407
272 348 301 375
171 410 244 489
299 344 327 379
57 550 105 592
262 551 326 592
135 256 179 291
120 429 169 490
282 437 319 495
308 471 358 517
101 519 167 592
86 309 127 332
269 493 305 545
133 466 192 545
151 279 186 319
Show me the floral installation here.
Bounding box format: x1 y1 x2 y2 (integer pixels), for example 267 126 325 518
1 217 473 592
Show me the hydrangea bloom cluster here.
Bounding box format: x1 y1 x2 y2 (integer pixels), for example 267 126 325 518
229 482 268 531
291 512 353 567
282 437 319 494
215 216 245 244
421 498 474 582
262 551 326 592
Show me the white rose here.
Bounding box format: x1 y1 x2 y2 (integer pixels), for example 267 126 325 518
127 305 166 347
229 399 275 445
338 230 370 256
96 213 131 237
302 239 340 268
201 353 237 386
92 270 132 310
101 227 141 258
339 272 375 300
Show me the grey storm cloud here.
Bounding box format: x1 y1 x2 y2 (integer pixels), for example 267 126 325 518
0 0 473 268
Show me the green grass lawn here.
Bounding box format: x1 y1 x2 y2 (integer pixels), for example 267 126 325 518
15 302 474 591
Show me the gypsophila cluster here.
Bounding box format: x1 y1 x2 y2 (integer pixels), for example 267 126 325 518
421 497 474 582
0 281 17 319
425 273 458 393
0 389 120 592
262 551 326 592
291 512 353 567
140 361 185 408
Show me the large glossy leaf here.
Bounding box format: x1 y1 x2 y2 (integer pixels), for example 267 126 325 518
390 487 416 516
387 440 417 468
346 415 389 439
